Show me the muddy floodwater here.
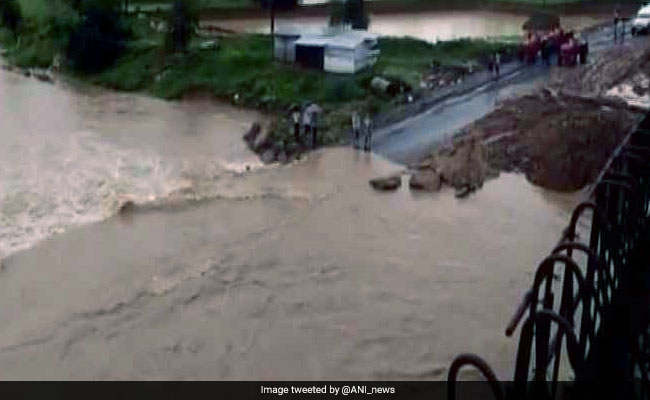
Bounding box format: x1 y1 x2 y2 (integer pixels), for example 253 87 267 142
208 11 607 42
0 67 583 379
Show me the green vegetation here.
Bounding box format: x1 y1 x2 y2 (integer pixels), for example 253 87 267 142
0 0 22 39
376 36 514 87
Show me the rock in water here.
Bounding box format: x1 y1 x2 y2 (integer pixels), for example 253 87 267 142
277 151 288 164
409 170 442 191
253 127 271 150
261 149 276 164
243 122 261 145
33 70 53 83
435 137 488 190
119 200 136 213
455 186 472 199
369 175 402 191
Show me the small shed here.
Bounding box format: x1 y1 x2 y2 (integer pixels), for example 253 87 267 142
275 27 379 74
274 27 320 63
324 31 380 74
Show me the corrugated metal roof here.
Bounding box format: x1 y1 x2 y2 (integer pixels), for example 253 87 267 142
293 30 378 49
295 35 333 47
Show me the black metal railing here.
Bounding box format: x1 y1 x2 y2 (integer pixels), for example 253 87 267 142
447 113 650 399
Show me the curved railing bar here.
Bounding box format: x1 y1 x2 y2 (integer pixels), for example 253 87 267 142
447 353 505 400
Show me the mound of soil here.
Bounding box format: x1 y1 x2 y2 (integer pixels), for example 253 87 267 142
437 90 640 192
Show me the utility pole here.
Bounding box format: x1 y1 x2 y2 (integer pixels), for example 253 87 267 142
270 0 276 36
270 0 276 59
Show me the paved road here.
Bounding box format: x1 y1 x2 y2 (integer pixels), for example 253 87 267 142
372 23 637 165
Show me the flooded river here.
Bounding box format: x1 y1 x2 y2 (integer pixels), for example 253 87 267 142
0 67 583 379
208 11 607 42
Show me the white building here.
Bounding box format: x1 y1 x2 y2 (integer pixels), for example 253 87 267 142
274 28 380 74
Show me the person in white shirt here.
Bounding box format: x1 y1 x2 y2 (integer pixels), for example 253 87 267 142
292 108 301 143
493 52 501 79
311 110 319 149
363 114 373 152
351 111 361 149
302 107 312 142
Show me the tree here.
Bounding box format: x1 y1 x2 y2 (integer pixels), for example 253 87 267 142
67 0 128 72
257 0 298 36
166 0 198 54
329 0 369 30
0 0 22 40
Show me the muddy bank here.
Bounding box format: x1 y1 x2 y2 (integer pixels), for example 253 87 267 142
402 90 640 194
473 91 637 191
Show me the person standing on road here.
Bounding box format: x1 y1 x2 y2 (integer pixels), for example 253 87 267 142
614 8 620 42
493 51 501 79
302 105 312 144
363 113 373 152
292 107 302 143
311 109 319 149
541 36 550 66
351 110 361 149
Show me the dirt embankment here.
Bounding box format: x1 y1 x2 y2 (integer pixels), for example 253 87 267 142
471 91 637 191
382 44 650 196
403 90 639 195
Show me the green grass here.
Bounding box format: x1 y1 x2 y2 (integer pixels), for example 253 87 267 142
82 32 512 106
375 36 515 86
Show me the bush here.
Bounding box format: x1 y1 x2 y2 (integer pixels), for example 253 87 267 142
322 78 363 103
0 0 22 39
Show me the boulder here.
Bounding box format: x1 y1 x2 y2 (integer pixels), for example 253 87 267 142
261 149 276 164
455 185 473 199
253 126 271 150
434 137 488 190
369 175 402 191
119 200 137 213
409 170 441 191
33 70 53 83
277 150 288 164
243 122 261 145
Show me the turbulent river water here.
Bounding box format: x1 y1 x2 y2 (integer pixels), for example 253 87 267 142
208 11 606 42
0 65 587 379
0 70 265 260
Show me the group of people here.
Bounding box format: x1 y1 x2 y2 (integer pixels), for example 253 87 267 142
519 27 588 67
291 104 320 149
351 111 373 152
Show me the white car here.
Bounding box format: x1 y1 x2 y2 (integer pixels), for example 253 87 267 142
631 5 650 35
